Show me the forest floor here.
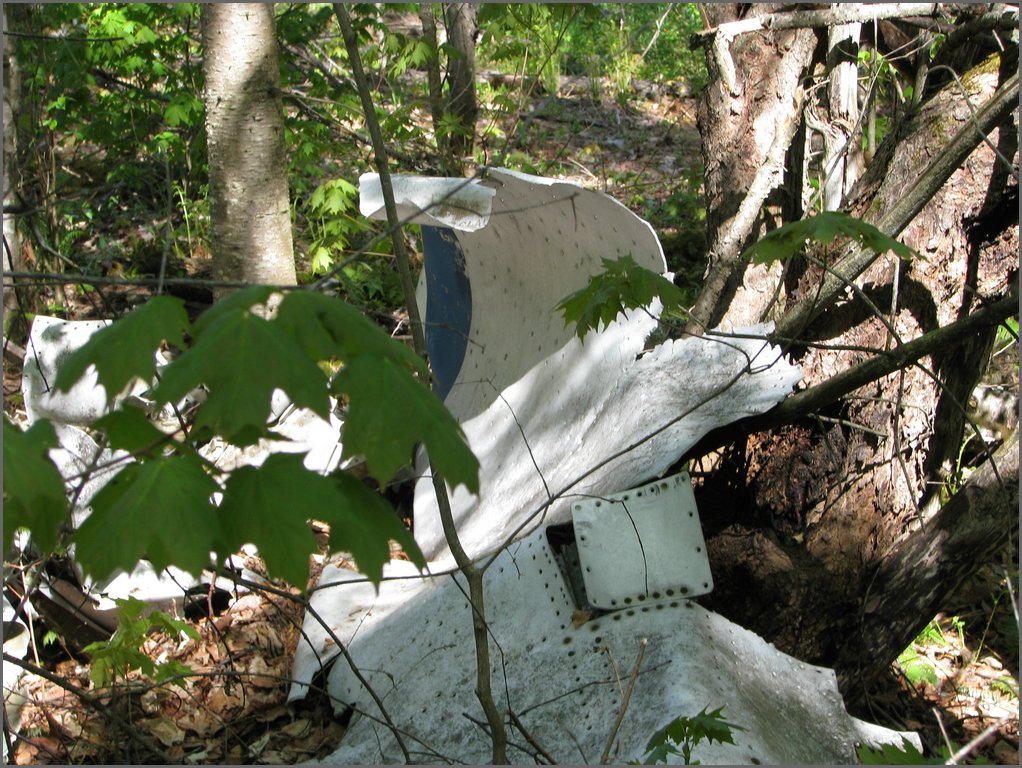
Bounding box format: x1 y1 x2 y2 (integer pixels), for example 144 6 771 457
3 80 1018 765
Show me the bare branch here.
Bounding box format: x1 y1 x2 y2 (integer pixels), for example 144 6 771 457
332 5 509 762
600 638 648 764
685 294 1017 459
696 4 951 39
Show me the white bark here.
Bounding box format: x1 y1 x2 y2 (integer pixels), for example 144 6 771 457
201 3 296 289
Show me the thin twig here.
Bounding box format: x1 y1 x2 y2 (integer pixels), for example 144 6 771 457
332 6 508 761
944 717 1013 765
600 637 648 764
508 709 560 765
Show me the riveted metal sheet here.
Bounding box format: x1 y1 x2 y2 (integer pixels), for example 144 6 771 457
571 471 712 609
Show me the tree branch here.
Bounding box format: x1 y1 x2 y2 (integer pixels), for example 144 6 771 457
696 4 946 38
332 5 508 763
775 66 1019 339
684 294 1018 459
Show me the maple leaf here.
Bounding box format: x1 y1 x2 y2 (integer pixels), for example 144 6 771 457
557 255 687 341
333 355 480 493
93 406 175 456
744 211 917 265
153 307 330 445
275 290 426 376
3 418 68 554
54 295 189 401
217 454 423 587
72 453 221 579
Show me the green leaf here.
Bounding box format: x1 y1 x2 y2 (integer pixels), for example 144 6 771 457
153 659 195 688
3 418 68 554
333 356 479 492
275 291 426 376
897 647 939 687
857 737 936 764
153 307 330 445
644 706 742 765
684 706 742 746
147 609 200 640
54 295 189 402
92 407 172 456
72 453 220 579
557 255 687 341
190 284 275 338
744 211 917 266
217 454 423 587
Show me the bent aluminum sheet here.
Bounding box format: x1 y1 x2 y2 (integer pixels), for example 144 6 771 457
291 169 917 763
291 527 915 765
361 168 803 564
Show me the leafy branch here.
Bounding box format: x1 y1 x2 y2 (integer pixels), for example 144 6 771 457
4 283 487 588
638 706 743 765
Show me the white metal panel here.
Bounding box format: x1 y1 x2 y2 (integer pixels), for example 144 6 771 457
572 472 712 609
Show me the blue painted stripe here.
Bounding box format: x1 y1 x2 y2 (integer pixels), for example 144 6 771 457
421 225 472 401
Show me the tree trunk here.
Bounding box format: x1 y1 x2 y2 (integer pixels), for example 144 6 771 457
201 3 296 292
686 7 1019 701
3 3 33 338
419 4 456 175
687 4 818 332
835 430 1018 692
442 3 478 174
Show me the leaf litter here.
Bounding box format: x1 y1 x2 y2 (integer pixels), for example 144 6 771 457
10 578 347 765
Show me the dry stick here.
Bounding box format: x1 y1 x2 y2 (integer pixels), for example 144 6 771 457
331 5 508 763
944 717 1013 765
599 637 648 764
507 709 559 765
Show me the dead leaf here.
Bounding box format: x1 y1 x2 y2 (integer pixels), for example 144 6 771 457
572 609 594 627
281 718 312 738
146 716 186 747
246 655 283 689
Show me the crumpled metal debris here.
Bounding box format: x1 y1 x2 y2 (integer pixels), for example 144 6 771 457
288 168 919 764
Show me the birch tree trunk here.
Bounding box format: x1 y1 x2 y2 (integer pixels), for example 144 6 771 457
201 3 296 291
443 3 478 174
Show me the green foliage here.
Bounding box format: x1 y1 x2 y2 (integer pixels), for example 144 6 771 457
743 211 917 266
218 454 425 587
10 287 477 588
557 255 688 341
479 4 583 95
639 706 742 765
896 645 939 687
561 4 707 94
334 356 479 493
2 419 68 554
54 296 189 401
82 596 199 689
73 452 221 578
304 178 366 275
857 737 933 764
154 297 331 445
858 736 994 765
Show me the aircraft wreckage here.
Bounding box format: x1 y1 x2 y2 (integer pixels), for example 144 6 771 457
13 168 918 764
